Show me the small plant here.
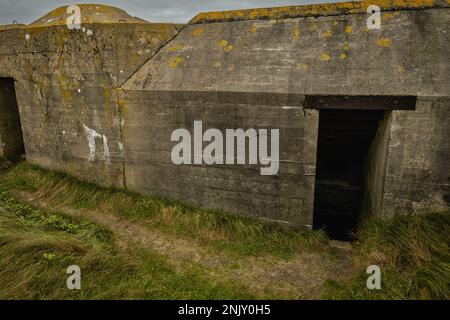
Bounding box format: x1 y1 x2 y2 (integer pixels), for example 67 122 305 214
324 210 450 300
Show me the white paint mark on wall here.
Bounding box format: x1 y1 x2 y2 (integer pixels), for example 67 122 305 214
25 34 30 40
82 124 110 164
83 124 101 162
281 106 302 110
102 134 111 164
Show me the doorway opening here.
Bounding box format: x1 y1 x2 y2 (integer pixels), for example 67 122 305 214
0 78 25 161
312 109 386 240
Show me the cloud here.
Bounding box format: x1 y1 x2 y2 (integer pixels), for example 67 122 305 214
0 0 347 24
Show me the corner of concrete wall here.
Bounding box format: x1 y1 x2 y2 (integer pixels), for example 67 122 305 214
362 111 393 219
382 97 450 217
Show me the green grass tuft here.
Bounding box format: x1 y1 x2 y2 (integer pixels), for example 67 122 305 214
324 211 450 300
2 160 448 300
0 162 327 257
0 191 253 300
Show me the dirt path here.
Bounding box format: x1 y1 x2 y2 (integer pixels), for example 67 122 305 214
13 190 355 299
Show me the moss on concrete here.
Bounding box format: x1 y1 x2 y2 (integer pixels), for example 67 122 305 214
189 0 447 24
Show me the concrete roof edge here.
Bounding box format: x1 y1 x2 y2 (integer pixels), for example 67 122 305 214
29 4 150 27
0 22 181 32
0 24 26 31
188 0 450 24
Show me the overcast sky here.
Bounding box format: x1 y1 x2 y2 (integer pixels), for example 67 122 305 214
0 0 348 24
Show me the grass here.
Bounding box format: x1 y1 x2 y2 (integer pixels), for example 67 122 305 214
0 160 448 300
324 211 450 300
0 191 253 299
0 162 327 257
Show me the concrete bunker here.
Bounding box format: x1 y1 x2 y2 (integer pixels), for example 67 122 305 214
0 78 24 160
0 1 448 234
305 96 416 240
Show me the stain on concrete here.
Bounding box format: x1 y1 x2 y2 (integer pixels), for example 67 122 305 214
376 37 392 47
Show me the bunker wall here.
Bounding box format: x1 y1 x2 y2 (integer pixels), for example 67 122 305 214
121 6 449 225
0 4 448 229
0 23 179 186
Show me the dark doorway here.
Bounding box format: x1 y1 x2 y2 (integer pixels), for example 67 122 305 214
0 78 25 160
313 109 385 240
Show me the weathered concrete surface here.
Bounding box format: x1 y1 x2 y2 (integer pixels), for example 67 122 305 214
189 0 448 24
30 4 149 26
0 5 181 186
383 98 450 215
0 78 24 159
362 112 392 218
124 8 449 96
121 2 449 226
0 2 449 230
119 91 318 227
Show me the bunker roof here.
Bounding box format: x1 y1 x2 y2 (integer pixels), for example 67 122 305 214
24 4 149 28
0 23 26 31
0 1 448 30
189 0 449 24
30 4 150 27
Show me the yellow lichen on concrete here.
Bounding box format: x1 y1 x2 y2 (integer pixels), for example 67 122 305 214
189 0 441 24
320 53 331 61
102 88 112 115
383 12 396 20
167 44 184 52
310 23 318 31
169 57 185 68
192 27 204 36
224 45 234 53
296 63 309 70
219 40 229 48
343 41 350 51
293 28 301 38
251 25 258 33
130 52 141 64
117 97 129 116
323 30 333 37
376 37 392 47
345 26 353 34
218 40 234 52
339 53 347 59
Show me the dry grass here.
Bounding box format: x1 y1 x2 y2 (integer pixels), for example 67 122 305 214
0 193 253 300
325 211 450 300
0 162 327 257
1 161 448 300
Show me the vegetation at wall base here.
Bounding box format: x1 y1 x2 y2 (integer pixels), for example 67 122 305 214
324 211 450 300
0 160 448 300
0 162 327 258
